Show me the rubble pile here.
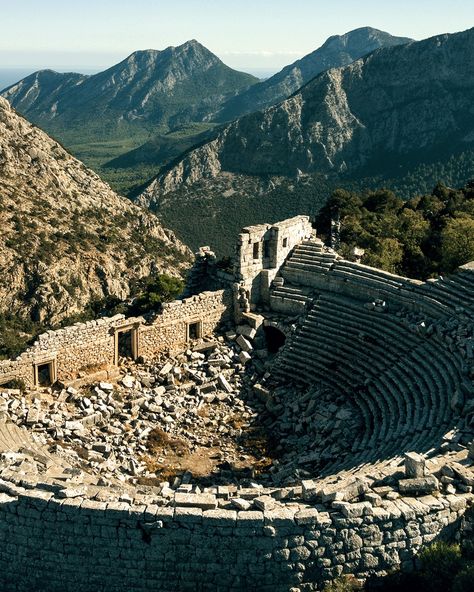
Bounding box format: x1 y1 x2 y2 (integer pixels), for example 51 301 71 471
0 331 360 490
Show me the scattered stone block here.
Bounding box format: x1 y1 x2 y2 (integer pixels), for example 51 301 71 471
301 479 318 501
231 497 251 511
57 486 86 499
321 479 368 503
217 374 233 394
159 362 173 376
236 335 253 352
254 495 275 512
121 375 135 389
450 463 474 487
239 351 251 364
236 325 257 340
240 312 264 329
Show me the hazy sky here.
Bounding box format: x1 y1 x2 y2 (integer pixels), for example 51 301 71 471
1 0 473 75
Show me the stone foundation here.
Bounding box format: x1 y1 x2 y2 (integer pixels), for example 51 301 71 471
0 483 469 592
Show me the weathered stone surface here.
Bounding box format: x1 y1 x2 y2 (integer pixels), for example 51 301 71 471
174 493 217 510
451 463 474 487
404 452 426 478
398 476 439 495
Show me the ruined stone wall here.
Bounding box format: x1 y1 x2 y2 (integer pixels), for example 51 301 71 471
139 290 232 357
0 290 231 388
0 315 127 387
0 483 470 592
235 216 313 309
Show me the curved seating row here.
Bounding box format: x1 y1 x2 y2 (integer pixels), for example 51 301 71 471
274 291 464 469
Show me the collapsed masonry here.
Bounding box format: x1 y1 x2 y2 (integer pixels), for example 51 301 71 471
0 215 473 592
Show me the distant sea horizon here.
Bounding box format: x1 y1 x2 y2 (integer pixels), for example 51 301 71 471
0 63 273 92
0 67 101 92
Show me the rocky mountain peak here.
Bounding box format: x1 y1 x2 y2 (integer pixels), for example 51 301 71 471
212 26 412 122
1 41 258 140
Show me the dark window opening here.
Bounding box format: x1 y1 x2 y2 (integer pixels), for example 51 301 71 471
188 321 201 340
264 326 286 354
253 242 260 259
118 330 133 359
37 363 52 386
283 237 288 248
264 240 270 258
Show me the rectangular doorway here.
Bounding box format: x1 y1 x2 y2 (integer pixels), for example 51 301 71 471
118 329 133 359
114 326 139 365
34 360 56 387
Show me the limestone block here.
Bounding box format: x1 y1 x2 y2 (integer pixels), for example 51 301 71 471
236 325 257 340
236 511 265 526
236 335 253 352
159 362 173 376
301 479 318 501
202 509 237 526
333 501 373 518
174 507 203 523
174 492 217 510
263 507 296 526
254 495 275 512
230 498 251 511
239 351 252 364
398 476 439 495
241 312 264 329
294 507 319 525
450 463 474 486
404 452 426 478
217 374 233 394
322 479 368 503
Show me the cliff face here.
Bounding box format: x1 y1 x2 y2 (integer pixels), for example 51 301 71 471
214 27 412 122
139 28 474 203
0 97 191 326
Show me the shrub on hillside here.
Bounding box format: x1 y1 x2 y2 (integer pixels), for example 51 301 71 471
131 274 184 314
417 541 464 592
452 563 474 592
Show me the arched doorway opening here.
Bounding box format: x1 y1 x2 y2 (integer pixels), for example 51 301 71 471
264 326 286 354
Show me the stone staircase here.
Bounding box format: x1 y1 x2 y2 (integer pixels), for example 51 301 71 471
418 270 474 312
280 240 339 286
269 283 314 315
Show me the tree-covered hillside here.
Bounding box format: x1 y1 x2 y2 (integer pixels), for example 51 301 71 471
317 181 474 279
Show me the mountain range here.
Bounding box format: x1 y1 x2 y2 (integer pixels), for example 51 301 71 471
136 27 474 252
1 40 257 142
212 27 412 123
1 28 411 193
2 27 473 258
103 27 412 176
